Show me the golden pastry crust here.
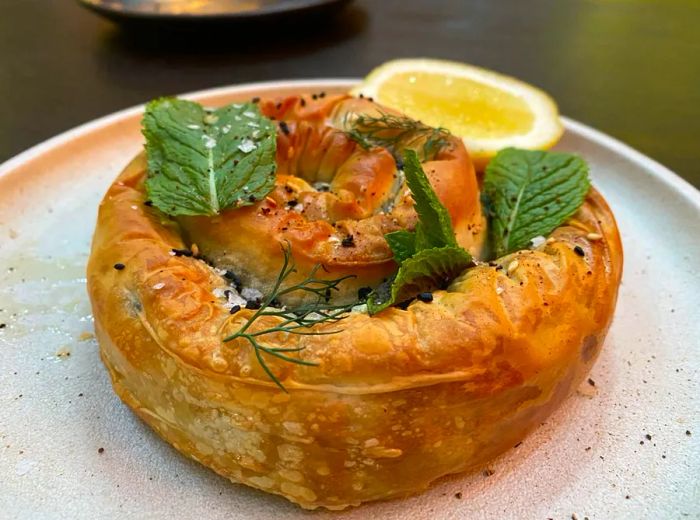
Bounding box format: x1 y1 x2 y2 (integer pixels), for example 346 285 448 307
87 95 622 510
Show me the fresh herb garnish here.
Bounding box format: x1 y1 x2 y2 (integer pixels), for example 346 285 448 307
482 148 590 258
367 150 473 314
223 245 356 391
143 98 277 216
346 110 451 161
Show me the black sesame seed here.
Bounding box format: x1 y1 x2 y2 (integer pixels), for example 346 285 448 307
251 97 260 103
113 263 125 270
287 199 299 208
245 300 262 310
98 447 105 454
341 235 355 247
358 287 372 300
223 271 242 291
279 121 290 135
0 323 6 329
319 91 326 98
311 93 318 100
417 292 434 303
229 305 241 315
645 434 652 440
171 248 193 257
144 200 153 207
574 245 585 257
248 194 256 202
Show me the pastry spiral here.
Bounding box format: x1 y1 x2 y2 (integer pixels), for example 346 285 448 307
178 95 485 304
87 93 622 509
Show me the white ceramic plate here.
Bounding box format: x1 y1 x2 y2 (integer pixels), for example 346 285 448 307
1 80 698 520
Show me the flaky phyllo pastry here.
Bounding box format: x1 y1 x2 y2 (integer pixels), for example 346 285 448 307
87 93 622 509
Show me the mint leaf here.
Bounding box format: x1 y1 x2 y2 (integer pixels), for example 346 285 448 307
367 150 473 314
367 246 472 314
385 230 416 263
403 150 458 249
483 148 590 258
143 98 277 216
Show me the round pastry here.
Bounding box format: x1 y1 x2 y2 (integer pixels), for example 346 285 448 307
87 92 622 510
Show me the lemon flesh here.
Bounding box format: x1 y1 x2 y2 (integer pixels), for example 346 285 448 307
377 71 535 139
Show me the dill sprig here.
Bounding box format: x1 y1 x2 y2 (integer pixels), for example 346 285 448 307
345 110 451 162
222 245 357 391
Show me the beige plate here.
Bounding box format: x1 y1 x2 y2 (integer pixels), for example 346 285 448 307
0 80 698 519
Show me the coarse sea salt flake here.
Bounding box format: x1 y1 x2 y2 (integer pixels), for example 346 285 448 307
238 139 256 153
530 235 546 248
152 282 165 290
243 111 257 118
187 124 200 129
241 287 263 301
202 135 217 149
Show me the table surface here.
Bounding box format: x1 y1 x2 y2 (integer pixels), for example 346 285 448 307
1 0 698 187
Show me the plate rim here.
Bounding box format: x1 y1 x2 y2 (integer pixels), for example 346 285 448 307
1 78 698 208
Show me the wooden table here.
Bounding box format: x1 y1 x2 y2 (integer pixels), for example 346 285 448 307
1 0 698 187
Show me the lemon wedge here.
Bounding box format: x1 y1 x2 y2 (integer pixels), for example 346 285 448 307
351 58 564 169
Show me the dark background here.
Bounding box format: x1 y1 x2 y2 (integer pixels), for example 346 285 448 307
1 0 698 187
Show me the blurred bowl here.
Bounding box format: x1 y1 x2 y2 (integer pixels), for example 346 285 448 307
78 0 352 25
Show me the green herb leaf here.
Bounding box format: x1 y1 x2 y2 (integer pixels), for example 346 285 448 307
143 98 277 216
367 150 473 314
483 148 590 258
384 230 416 263
403 150 458 250
367 246 472 314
